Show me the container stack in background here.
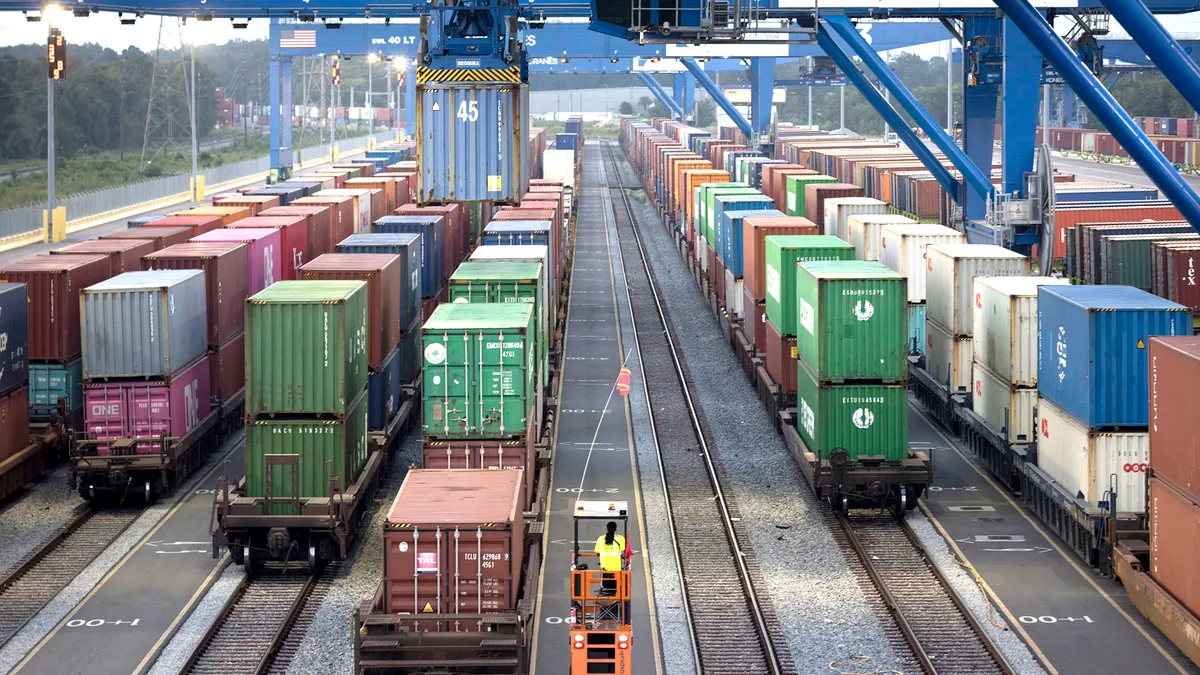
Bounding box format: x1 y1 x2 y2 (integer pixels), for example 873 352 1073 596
876 224 964 358
0 282 29 465
1035 285 1191 515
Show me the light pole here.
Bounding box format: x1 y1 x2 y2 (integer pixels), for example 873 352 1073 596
185 19 199 202
46 10 58 227
368 53 378 141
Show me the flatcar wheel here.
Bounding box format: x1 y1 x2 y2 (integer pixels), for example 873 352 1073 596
308 543 319 574
892 486 907 520
243 545 259 577
87 484 96 502
144 481 154 504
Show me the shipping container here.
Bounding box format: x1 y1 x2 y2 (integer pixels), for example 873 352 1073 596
100 226 193 251
491 210 561 282
482 220 552 247
335 232 429 311
315 189 373 233
371 215 444 297
308 246 418 340
228 215 311 281
0 386 30 463
244 389 369 503
368 345 402 431
300 254 403 372
543 149 577 191
141 242 249 348
143 215 224 238
212 194 280 215
806 183 864 231
421 431 535 510
382 469 525 617
83 355 211 454
209 331 244 404
190 228 282 294
972 363 1036 444
846 214 919 262
422 302 535 439
260 205 333 260
0 255 111 363
784 174 837 218
81 270 208 381
926 244 1030 335
908 303 926 356
345 177 399 215
175 205 251 226
764 235 855 336
700 185 757 244
291 195 357 251
972 276 1068 388
127 215 164 228
795 260 908 383
1038 285 1191 429
1036 395 1149 513
824 197 888 242
926 318 972 392
713 195 775 271
764 318 797 393
1149 477 1200 619
245 280 369 418
248 186 306 207
742 216 819 302
394 205 465 272
1148 336 1200 503
51 239 156 278
29 359 82 414
0 283 28 398
877 224 965 302
417 84 531 203
796 359 909 461
469 244 554 311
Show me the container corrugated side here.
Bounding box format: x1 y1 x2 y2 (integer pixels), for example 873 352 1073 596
246 280 369 417
878 224 964 302
0 255 111 363
51 239 157 278
742 217 819 302
83 356 211 454
1149 336 1200 504
784 174 836 217
824 197 887 242
764 235 855 336
0 386 29 463
141 242 249 348
29 359 82 413
926 244 1030 335
847 214 918 262
416 84 530 203
245 389 369 506
972 276 1068 388
973 363 1036 444
796 360 909 461
926 318 972 392
299 254 403 372
1149 477 1200 619
0 283 28 398
1037 284 1191 429
1036 395 1149 513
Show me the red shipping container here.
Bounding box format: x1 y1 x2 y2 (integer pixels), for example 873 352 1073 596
334 162 375 178
378 172 416 204
0 255 110 362
84 355 212 455
209 331 245 404
765 318 797 394
806 183 864 230
212 194 281 215
260 205 333 260
382 469 525 619
141 242 249 347
396 204 467 268
742 216 819 302
420 421 536 510
346 177 399 215
51 238 155 277
299 254 401 371
291 195 356 252
100 226 193 251
190 228 282 294
1148 337 1200 503
1056 205 1183 260
142 215 224 238
712 255 726 306
1149 477 1200 619
745 288 768 355
0 386 30 463
175 205 252 226
1165 246 1200 310
228 215 310 280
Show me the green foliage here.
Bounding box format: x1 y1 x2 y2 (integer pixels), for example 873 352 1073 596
619 101 635 115
696 99 717 127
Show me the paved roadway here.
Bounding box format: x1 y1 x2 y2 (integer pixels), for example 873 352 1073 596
9 438 245 675
530 145 661 674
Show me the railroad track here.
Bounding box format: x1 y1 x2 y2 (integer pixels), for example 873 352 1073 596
601 142 794 675
181 565 336 675
0 507 141 648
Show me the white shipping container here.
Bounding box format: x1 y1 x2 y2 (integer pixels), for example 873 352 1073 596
926 244 1029 335
823 197 887 241
973 363 1037 444
926 318 972 392
1036 396 1149 514
700 235 710 272
725 268 744 320
972 276 1069 387
543 149 577 191
879 224 965 303
847 214 917 262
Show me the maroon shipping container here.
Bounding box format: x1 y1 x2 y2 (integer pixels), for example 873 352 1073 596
0 255 111 362
100 226 193 251
142 242 249 347
83 355 212 455
228 215 310 281
742 216 819 302
420 422 536 510
0 386 30 463
1149 337 1200 503
378 172 416 204
806 183 864 232
259 205 333 260
212 194 281 215
335 161 375 178
1149 477 1200 619
209 331 245 403
346 177 399 215
397 204 468 268
51 238 155 277
292 195 356 251
712 255 726 307
765 318 797 394
303 171 348 188
382 469 526 619
299 254 401 371
1164 246 1200 310
744 287 766 355
141 215 224 238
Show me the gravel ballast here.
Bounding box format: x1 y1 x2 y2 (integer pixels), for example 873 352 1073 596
0 465 84 574
145 564 241 675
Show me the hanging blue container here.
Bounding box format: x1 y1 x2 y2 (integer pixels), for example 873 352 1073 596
370 216 444 299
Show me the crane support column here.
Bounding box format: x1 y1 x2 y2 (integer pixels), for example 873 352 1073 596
961 16 1001 222
681 59 753 141
673 73 684 113
1098 0 1200 115
280 56 293 178
405 61 416 140
816 26 960 199
750 57 775 135
995 0 1200 231
1003 15 1041 196
637 72 685 119
683 73 695 120
270 55 282 173
824 16 991 203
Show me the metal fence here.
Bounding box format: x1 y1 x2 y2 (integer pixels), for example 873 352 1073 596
0 132 396 240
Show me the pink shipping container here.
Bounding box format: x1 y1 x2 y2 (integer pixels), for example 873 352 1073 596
84 356 212 455
189 228 282 294
227 216 309 281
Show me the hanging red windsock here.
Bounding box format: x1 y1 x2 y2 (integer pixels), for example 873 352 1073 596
615 366 632 396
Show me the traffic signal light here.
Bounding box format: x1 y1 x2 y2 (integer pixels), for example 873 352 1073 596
396 69 404 87
331 55 341 86
47 28 65 80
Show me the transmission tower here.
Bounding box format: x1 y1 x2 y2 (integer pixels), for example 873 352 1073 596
141 17 194 167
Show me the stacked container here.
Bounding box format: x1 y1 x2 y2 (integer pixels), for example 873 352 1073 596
846 213 918 261
877 224 965 356
0 283 29 462
925 245 1029 392
189 228 282 294
1036 285 1192 514
823 197 888 241
742 217 819 355
244 281 370 504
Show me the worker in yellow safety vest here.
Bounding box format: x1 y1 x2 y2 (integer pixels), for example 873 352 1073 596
594 521 626 595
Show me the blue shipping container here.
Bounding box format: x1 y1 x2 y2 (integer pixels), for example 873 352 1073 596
720 208 784 277
556 133 580 156
565 119 583 136
336 232 432 304
908 303 926 356
1037 285 1192 428
725 151 764 178
127 215 164 228
713 195 773 271
748 159 786 190
482 221 552 247
370 216 444 298
368 345 402 430
417 84 530 203
29 359 82 414
0 283 28 398
397 320 421 385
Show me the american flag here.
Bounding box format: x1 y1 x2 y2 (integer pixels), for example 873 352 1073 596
280 29 317 49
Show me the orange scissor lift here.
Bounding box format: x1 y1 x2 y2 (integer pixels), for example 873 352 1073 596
569 500 633 675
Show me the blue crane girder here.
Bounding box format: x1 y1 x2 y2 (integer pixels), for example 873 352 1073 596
1097 0 1200 116
637 71 685 119
680 59 754 141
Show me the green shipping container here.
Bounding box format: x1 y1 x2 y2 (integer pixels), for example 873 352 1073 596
700 184 755 243
448 260 547 392
796 360 909 461
795 260 908 382
764 235 855 336
1101 233 1199 290
784 174 837 218
29 359 83 413
246 280 370 417
422 302 536 439
245 388 369 512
